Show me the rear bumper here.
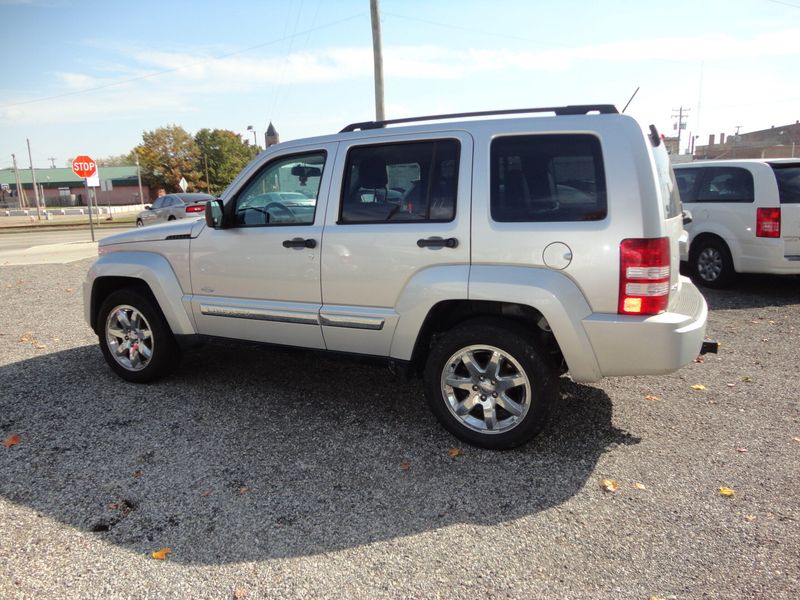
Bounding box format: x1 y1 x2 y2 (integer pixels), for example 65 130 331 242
581 277 708 378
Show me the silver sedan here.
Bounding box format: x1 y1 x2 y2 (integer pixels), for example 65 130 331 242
135 193 215 227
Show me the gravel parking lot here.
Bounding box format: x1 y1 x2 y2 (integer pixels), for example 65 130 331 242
1 259 798 599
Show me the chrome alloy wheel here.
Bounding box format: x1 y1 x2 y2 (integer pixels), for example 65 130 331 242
105 304 154 371
697 247 723 282
440 344 532 434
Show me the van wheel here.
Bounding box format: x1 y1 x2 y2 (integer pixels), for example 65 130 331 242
136 219 143 227
97 288 179 383
423 319 557 450
691 238 735 288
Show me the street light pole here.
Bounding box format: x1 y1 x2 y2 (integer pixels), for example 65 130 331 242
26 139 42 220
135 155 145 207
247 125 257 148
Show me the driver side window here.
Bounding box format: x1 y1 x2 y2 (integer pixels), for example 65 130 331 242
234 151 326 226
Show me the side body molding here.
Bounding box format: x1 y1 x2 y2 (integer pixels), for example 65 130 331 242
389 265 470 360
468 266 603 383
85 252 196 335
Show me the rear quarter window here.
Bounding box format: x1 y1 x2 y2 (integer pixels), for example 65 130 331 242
490 134 607 222
694 167 754 203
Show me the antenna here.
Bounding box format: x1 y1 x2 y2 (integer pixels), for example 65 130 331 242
621 87 640 114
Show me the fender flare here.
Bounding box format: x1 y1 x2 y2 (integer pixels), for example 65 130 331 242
87 252 196 335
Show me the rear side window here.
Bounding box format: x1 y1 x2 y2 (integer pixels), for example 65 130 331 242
695 167 754 203
491 134 606 222
652 143 682 219
340 139 459 223
770 164 800 204
675 170 700 202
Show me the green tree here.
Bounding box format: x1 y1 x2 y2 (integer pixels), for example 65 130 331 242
194 128 259 195
133 125 202 193
96 153 135 167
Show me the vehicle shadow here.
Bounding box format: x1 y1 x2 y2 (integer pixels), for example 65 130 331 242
0 343 638 564
680 266 799 309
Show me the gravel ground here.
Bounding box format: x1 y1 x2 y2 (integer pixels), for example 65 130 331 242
0 260 798 599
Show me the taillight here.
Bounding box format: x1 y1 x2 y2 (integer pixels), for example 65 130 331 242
756 207 780 238
619 237 670 315
185 204 205 213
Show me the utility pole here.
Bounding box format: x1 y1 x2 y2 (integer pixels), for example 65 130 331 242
48 157 56 168
11 153 26 208
135 155 145 207
26 139 42 220
204 154 210 194
370 0 385 121
671 107 690 155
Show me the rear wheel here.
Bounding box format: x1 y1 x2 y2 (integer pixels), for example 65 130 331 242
423 319 557 449
97 288 179 383
691 238 735 288
136 219 143 227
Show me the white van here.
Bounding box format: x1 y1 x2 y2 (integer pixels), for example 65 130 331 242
674 159 800 287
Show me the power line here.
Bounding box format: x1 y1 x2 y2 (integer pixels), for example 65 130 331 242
763 0 800 9
0 11 366 110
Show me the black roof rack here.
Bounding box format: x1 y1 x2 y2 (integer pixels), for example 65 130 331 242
340 104 618 133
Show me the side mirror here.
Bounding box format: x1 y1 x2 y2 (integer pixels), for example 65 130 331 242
682 208 693 225
205 199 226 229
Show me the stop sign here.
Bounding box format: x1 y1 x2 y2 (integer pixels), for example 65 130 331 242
72 155 97 178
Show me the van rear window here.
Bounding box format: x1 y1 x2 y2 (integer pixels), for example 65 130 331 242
770 164 800 204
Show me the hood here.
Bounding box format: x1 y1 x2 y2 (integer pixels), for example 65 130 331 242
99 219 205 247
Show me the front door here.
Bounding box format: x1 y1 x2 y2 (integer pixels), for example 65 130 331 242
189 144 336 349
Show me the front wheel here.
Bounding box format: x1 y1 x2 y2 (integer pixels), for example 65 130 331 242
423 319 558 450
136 219 143 227
97 288 179 383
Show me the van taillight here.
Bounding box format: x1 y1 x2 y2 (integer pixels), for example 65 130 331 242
185 204 205 213
618 237 670 315
756 207 780 238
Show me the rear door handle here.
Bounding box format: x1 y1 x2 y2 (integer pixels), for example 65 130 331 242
417 237 458 249
282 238 317 249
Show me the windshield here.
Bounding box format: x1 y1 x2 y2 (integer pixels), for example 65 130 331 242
770 163 800 204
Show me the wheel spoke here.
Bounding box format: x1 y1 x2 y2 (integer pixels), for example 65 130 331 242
483 402 498 430
454 394 478 416
497 374 526 393
116 309 132 329
140 328 152 340
445 374 475 391
139 342 153 360
107 327 126 340
485 350 502 379
461 351 484 378
496 394 524 417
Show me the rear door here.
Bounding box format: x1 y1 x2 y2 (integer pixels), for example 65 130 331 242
770 162 800 257
320 131 472 356
651 143 684 299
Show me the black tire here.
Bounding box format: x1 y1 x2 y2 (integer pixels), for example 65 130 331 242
167 215 176 221
97 288 180 383
136 219 143 227
423 318 558 450
690 237 736 288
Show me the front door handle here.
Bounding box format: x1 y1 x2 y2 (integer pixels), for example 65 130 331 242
282 237 317 249
417 237 458 249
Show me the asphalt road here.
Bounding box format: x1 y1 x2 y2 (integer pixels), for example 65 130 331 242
0 261 798 599
0 228 128 253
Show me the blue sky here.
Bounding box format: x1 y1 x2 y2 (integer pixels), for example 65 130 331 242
2 0 799 169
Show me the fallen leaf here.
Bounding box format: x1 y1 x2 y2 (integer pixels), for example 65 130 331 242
238 486 249 496
132 470 143 478
3 434 21 449
64 288 74 293
448 447 461 458
742 376 753 383
745 514 756 522
34 344 47 350
399 461 411 471
694 355 705 363
631 482 647 490
691 384 706 391
18 334 30 343
650 596 666 600
200 490 211 497
644 395 659 401
726 383 736 387
719 487 735 497
233 589 248 599
151 548 172 560
792 437 800 444
600 479 619 492
736 447 747 453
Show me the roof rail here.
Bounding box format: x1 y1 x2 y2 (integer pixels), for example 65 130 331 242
340 104 619 133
